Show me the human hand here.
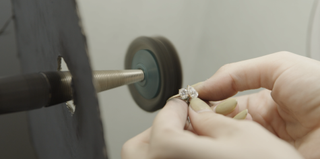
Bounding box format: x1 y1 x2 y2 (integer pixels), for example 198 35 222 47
122 98 302 159
194 52 320 158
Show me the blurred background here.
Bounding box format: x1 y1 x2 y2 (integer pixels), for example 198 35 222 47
0 0 318 159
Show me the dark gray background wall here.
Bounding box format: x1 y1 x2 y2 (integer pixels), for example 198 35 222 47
0 0 36 158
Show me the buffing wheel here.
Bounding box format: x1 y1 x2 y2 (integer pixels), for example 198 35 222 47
125 36 183 112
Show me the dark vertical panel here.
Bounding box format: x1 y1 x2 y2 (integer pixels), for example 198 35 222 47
12 0 107 158
0 0 36 158
0 0 20 75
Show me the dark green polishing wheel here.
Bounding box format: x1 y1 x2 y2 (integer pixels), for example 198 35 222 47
125 36 183 112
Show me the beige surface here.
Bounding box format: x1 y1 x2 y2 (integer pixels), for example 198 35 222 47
77 1 314 158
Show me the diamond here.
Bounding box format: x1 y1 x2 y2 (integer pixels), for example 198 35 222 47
179 88 188 100
188 85 198 98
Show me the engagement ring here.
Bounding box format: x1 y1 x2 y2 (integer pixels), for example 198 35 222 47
168 85 198 103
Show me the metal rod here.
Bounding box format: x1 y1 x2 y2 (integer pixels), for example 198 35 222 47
93 70 144 92
57 69 144 93
0 69 144 114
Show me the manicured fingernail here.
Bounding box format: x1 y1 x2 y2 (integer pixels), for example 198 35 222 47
233 109 248 120
190 98 212 113
215 98 237 115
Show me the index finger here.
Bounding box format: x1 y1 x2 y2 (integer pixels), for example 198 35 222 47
195 52 298 101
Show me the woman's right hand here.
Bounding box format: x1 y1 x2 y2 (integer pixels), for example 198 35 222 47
194 52 320 158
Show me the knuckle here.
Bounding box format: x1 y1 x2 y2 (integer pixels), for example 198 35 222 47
219 63 233 72
157 126 177 136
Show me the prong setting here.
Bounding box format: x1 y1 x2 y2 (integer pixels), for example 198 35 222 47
179 88 189 100
187 85 198 99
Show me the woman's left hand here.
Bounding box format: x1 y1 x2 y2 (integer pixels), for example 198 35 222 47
122 98 302 159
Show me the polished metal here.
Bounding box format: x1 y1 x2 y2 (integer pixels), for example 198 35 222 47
56 71 73 100
58 70 144 94
93 70 144 92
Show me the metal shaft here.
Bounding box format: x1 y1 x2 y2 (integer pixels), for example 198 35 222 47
0 69 144 114
57 69 144 95
93 70 144 92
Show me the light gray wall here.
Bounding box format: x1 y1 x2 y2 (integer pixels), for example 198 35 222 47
77 1 315 159
0 0 37 158
1 1 314 159
309 0 320 59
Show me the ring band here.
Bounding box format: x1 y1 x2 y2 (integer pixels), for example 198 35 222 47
167 85 199 103
168 94 188 102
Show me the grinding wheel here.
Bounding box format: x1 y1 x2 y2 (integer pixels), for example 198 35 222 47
125 36 183 112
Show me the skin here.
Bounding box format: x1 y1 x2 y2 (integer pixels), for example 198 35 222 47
122 52 320 159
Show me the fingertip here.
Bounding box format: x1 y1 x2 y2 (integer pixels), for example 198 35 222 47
189 98 212 113
164 98 189 120
192 82 204 91
245 112 253 120
233 109 248 120
215 98 237 115
222 103 240 117
196 76 238 101
153 98 189 131
188 101 236 137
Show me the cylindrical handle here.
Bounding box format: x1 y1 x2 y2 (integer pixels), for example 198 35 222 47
0 70 144 114
0 73 50 114
0 71 73 114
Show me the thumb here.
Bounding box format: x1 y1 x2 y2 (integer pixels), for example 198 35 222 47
188 98 237 137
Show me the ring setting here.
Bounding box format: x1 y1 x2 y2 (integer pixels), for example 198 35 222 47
168 85 198 103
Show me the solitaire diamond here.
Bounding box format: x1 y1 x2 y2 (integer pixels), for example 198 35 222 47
179 88 188 100
187 85 198 98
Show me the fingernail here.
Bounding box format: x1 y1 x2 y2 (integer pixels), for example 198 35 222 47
233 109 248 120
192 82 203 90
215 98 237 115
190 98 212 113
